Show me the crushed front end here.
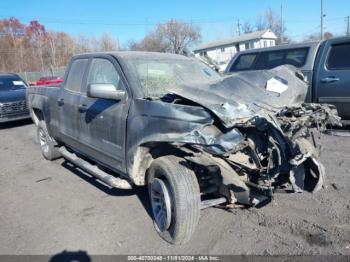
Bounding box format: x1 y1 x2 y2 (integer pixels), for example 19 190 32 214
129 64 341 207
163 66 342 207
178 102 340 207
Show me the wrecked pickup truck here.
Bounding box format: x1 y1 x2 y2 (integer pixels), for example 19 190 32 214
27 52 340 244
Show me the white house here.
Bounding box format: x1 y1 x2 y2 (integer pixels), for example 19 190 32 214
193 29 278 65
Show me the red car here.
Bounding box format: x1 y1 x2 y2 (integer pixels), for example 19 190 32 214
30 76 63 86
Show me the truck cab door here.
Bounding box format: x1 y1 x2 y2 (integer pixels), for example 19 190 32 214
58 58 89 149
78 56 130 173
315 39 350 119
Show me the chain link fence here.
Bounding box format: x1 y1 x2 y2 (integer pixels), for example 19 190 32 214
18 66 66 82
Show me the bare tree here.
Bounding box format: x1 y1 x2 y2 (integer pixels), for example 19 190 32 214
100 33 118 51
47 31 58 69
255 13 267 31
0 18 26 72
128 31 168 52
74 35 94 53
156 20 201 54
324 32 334 40
127 40 139 51
255 8 285 44
242 22 254 34
303 31 334 42
129 19 201 54
26 20 47 71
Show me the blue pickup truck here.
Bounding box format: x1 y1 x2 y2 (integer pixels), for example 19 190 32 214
225 37 350 121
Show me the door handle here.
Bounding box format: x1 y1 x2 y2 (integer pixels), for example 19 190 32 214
78 104 87 113
57 98 64 106
321 77 340 83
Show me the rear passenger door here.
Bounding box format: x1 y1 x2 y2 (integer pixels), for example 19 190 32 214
58 58 89 149
315 39 350 119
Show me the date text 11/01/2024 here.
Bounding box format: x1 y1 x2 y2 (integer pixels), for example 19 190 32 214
127 256 220 261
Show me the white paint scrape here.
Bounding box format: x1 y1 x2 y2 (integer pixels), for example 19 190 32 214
266 77 288 94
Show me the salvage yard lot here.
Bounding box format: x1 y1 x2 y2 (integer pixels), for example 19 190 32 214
0 120 350 255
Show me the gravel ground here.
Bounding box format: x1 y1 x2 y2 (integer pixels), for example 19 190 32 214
0 120 350 255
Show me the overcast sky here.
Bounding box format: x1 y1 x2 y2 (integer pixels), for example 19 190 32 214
0 0 349 46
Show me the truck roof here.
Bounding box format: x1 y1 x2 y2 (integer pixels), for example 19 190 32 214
232 36 350 57
236 41 320 55
225 41 322 73
72 51 190 61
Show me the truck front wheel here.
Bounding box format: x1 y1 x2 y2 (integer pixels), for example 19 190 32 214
147 156 201 244
37 120 61 161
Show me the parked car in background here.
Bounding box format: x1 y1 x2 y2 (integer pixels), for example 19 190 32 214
225 37 350 121
29 76 63 86
27 52 339 244
0 74 30 123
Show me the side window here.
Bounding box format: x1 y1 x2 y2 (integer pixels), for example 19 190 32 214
230 54 257 71
267 51 284 68
65 59 89 92
87 58 124 90
327 43 350 70
254 52 269 69
255 48 309 70
285 48 309 67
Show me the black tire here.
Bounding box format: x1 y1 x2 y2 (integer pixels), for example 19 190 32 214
147 156 201 244
37 120 61 161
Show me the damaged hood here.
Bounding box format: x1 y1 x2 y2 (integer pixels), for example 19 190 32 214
167 65 308 127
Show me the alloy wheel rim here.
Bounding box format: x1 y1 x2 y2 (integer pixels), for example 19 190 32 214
150 178 172 232
39 129 49 153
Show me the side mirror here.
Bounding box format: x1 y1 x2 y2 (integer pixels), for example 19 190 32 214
87 83 126 101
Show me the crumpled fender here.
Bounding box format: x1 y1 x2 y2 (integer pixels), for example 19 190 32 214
126 99 245 185
185 153 251 205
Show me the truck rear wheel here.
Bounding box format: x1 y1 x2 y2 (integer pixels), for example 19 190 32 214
147 156 201 244
37 120 61 161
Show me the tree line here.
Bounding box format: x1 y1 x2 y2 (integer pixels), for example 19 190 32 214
0 18 119 73
0 10 337 74
0 17 201 75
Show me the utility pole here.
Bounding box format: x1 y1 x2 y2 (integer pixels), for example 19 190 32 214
281 3 284 44
346 16 350 36
320 0 324 40
236 19 241 36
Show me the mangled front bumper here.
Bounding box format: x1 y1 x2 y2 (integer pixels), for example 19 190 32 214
179 105 335 206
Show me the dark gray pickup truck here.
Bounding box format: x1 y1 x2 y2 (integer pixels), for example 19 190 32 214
225 37 350 121
27 51 339 244
0 74 30 123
